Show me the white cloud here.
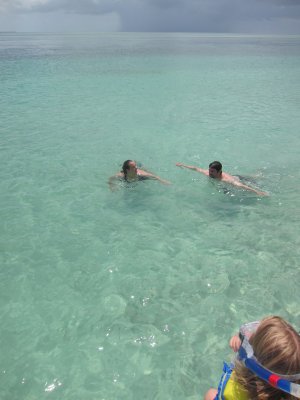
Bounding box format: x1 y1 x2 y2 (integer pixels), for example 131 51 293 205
18 0 49 7
0 0 48 12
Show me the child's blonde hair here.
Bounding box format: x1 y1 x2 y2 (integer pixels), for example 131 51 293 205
235 316 300 400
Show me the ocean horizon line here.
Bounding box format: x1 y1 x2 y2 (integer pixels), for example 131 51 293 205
1 31 300 38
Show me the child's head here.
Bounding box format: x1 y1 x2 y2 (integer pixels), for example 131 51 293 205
235 316 300 399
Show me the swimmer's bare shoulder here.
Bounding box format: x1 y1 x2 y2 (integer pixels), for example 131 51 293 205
221 172 237 183
137 169 149 176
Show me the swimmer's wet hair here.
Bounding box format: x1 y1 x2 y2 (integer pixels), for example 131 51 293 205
122 160 134 179
209 161 222 171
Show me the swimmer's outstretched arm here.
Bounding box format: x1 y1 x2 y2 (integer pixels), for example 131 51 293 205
140 170 171 185
231 180 268 196
176 162 208 176
108 174 122 191
152 175 171 185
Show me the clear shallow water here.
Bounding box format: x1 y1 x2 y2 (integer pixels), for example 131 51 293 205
0 33 300 399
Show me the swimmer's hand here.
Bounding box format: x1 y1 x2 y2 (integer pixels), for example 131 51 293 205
257 190 269 197
231 180 269 197
176 162 185 168
229 335 241 352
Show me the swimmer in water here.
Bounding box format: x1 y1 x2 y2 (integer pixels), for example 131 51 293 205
176 161 267 196
109 160 171 191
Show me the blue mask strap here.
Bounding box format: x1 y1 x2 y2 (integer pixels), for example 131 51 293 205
238 338 300 398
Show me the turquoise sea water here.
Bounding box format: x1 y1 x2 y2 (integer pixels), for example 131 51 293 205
1 33 300 399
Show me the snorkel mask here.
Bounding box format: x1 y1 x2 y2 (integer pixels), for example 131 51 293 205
237 321 300 398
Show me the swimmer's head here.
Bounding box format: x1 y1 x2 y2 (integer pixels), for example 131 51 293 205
209 161 222 178
251 316 300 376
235 316 300 398
122 160 137 179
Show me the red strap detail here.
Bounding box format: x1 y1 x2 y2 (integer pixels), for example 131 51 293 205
269 374 280 387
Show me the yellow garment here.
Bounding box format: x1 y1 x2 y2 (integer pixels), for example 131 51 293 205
223 372 249 400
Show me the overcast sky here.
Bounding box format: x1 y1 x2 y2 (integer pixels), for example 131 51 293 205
0 0 300 33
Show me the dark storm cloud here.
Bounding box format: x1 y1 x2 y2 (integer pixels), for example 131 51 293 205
2 0 300 33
